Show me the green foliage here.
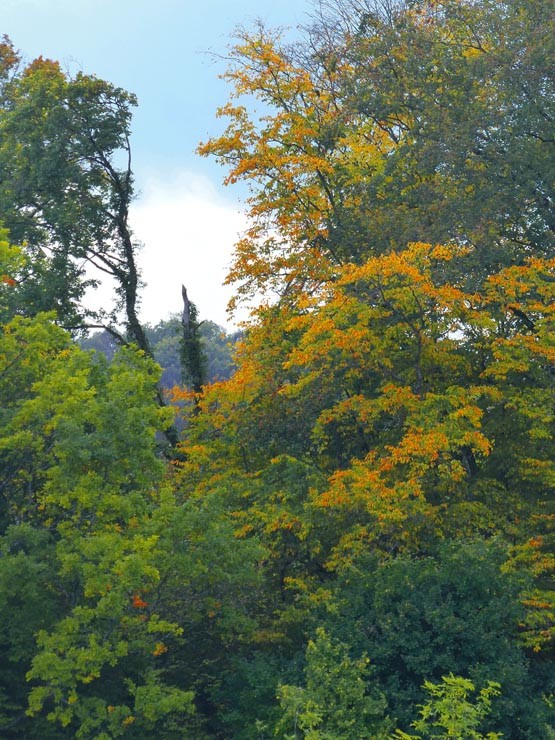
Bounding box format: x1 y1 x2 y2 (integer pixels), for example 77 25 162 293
180 296 208 394
393 674 502 740
275 628 389 739
0 525 63 738
0 224 26 323
0 308 192 736
0 38 151 353
323 540 550 737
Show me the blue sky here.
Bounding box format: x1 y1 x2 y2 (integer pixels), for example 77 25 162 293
3 0 314 326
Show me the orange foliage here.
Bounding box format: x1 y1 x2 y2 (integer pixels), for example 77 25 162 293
132 594 148 609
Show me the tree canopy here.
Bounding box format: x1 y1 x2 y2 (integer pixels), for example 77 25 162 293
1 1 554 736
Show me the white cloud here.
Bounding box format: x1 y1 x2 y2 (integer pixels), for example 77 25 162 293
130 171 248 329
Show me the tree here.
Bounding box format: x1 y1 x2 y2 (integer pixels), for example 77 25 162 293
180 285 208 394
0 38 149 352
200 0 555 307
197 0 554 645
1 239 267 736
322 540 550 736
0 232 189 734
341 0 555 283
393 674 502 740
181 1 555 732
275 627 389 738
0 306 196 736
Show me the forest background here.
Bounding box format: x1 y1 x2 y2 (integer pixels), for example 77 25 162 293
0 0 554 737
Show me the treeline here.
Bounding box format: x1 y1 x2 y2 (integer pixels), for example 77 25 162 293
0 1 554 737
81 319 240 389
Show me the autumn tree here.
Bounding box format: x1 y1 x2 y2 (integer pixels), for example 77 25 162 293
200 0 555 304
184 0 555 733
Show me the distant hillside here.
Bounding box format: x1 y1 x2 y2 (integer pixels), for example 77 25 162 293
81 316 241 388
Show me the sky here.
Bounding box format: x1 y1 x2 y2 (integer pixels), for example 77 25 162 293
3 0 315 327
